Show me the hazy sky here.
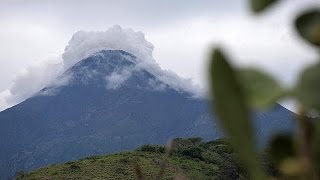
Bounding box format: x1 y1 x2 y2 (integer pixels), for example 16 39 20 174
0 0 320 110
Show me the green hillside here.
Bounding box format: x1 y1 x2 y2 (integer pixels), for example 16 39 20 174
16 138 277 180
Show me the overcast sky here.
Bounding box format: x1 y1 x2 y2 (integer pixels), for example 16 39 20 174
0 0 320 111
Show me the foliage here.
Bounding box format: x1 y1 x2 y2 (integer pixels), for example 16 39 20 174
268 134 296 166
209 1 320 179
16 138 277 180
249 0 279 13
138 145 166 154
295 9 320 47
210 49 266 180
295 62 320 112
238 68 285 108
171 137 203 148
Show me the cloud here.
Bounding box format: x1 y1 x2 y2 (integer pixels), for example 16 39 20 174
62 25 200 94
62 25 155 69
0 90 10 110
135 61 202 96
106 68 132 90
0 56 65 110
0 25 202 111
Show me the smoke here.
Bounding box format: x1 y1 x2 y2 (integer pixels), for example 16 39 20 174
0 25 201 111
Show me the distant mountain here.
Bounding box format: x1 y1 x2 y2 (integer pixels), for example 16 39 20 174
0 50 295 179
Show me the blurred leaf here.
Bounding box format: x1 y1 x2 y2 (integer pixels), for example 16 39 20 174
209 48 266 180
269 134 296 165
295 62 320 112
238 68 285 108
279 158 307 177
250 0 279 13
295 9 320 47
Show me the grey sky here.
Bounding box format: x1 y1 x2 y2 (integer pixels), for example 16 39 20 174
0 0 320 111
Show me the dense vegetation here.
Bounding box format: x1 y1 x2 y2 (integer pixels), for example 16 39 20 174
16 137 277 180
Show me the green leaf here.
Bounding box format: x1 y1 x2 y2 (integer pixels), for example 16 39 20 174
250 0 279 13
269 134 296 166
295 62 320 112
209 48 266 180
238 68 285 108
295 9 320 47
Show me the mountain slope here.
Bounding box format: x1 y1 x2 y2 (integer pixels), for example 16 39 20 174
17 138 277 180
0 50 294 179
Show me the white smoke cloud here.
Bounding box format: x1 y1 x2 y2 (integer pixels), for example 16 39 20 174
0 25 202 111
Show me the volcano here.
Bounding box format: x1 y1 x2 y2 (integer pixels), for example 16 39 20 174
0 31 295 179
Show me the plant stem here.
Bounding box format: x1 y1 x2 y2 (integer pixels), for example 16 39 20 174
297 107 318 180
156 140 173 180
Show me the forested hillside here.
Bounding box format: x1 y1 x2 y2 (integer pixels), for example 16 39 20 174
17 138 277 180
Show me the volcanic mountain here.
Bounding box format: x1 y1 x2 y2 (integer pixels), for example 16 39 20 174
0 49 295 179
0 26 296 179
